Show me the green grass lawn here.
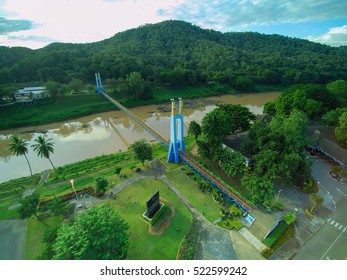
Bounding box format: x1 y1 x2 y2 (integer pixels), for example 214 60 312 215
25 216 63 260
165 166 221 223
107 178 192 260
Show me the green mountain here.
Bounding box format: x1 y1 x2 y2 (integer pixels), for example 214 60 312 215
0 20 346 87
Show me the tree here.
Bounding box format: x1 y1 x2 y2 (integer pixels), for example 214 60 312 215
219 148 246 177
44 80 62 97
283 212 296 225
322 108 347 126
32 135 56 169
217 104 256 133
241 174 274 205
335 112 347 148
307 193 323 215
95 177 108 194
126 72 145 100
18 192 40 219
245 110 311 185
52 204 129 260
201 108 232 144
188 120 201 141
130 138 153 166
326 79 347 104
9 135 33 176
68 78 83 94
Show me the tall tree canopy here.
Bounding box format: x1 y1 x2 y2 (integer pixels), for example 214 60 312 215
335 112 347 148
243 110 311 185
217 104 256 133
130 138 153 166
8 135 33 176
264 83 342 119
32 135 55 169
52 204 129 260
201 108 232 144
241 174 274 206
18 192 40 219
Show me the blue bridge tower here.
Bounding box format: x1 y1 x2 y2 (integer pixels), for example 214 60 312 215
168 98 185 163
95 73 104 94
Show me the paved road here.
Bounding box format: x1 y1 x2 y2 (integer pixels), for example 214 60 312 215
294 158 347 260
0 220 26 260
311 158 347 211
294 196 347 260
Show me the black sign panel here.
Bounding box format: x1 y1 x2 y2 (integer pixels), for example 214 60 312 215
145 191 160 219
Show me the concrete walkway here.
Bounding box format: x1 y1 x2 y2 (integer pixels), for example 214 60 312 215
238 227 268 252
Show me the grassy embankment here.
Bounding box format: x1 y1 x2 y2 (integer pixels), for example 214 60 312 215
0 83 283 130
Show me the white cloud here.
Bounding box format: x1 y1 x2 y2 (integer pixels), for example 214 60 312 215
0 0 346 48
0 0 183 48
307 25 347 47
162 0 347 31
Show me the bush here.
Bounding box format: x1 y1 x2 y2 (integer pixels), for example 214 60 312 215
94 177 108 193
115 167 122 175
263 200 284 211
217 218 243 230
283 212 296 225
230 204 242 217
303 177 317 193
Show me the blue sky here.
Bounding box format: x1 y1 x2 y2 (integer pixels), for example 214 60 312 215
0 0 346 49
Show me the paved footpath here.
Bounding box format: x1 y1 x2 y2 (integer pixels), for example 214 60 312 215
0 220 26 260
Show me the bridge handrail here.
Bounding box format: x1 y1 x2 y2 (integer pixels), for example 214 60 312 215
180 153 254 210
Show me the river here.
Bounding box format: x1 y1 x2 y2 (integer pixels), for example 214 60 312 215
0 92 280 183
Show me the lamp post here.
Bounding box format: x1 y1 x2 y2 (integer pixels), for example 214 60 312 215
276 189 282 201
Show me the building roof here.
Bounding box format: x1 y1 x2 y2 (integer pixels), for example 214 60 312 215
308 125 347 167
22 87 46 91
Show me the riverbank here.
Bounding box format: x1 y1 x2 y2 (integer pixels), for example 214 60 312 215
0 84 284 130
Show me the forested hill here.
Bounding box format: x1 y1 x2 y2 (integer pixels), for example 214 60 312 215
1 20 346 88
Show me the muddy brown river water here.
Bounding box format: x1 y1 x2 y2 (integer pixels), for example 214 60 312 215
0 92 280 183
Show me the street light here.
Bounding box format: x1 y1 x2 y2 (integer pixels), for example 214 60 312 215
276 189 282 201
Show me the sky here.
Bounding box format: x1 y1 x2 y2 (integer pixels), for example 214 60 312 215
0 0 346 49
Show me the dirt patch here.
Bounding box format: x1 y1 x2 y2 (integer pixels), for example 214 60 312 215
148 199 175 236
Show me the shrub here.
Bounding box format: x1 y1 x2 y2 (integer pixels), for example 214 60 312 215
94 177 108 194
217 218 243 230
230 204 242 217
115 167 122 175
283 212 296 225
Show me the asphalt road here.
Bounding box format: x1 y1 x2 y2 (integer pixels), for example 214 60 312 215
0 220 26 260
311 158 346 210
294 158 347 260
294 196 347 260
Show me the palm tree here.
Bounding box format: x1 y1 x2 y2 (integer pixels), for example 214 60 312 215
8 135 33 176
32 135 55 169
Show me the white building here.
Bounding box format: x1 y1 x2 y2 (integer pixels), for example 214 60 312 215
15 87 49 102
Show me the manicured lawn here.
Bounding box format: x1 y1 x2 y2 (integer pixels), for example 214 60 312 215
165 167 221 223
25 216 63 260
107 178 192 260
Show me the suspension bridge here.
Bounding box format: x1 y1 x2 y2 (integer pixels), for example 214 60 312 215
95 73 254 213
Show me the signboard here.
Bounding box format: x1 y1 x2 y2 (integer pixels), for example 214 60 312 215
145 191 161 219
